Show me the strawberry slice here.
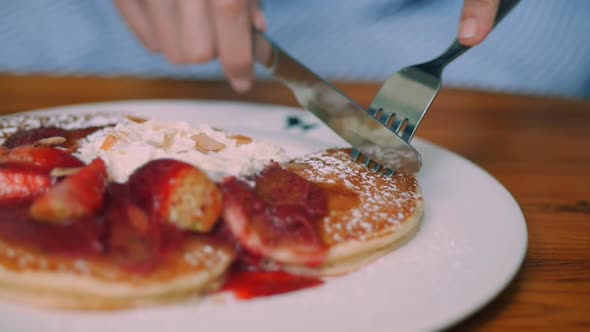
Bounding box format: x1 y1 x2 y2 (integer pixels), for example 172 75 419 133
220 165 328 267
0 145 84 172
0 167 52 205
254 163 327 217
128 159 223 232
30 158 108 224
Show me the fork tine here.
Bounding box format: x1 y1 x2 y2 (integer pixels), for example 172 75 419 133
382 113 394 127
351 147 397 177
384 168 395 177
392 116 406 133
400 121 416 142
369 107 382 119
350 148 361 161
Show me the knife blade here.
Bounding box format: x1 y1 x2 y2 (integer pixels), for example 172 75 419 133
253 31 421 174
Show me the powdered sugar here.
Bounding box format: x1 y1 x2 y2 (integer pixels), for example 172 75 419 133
287 149 422 244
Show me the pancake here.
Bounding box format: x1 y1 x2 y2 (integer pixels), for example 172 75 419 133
0 113 237 310
0 112 424 309
282 148 423 276
0 238 234 310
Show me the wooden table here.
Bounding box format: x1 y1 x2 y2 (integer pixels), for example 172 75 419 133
1 74 589 330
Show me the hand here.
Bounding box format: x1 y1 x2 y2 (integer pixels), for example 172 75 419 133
114 0 266 93
458 0 500 46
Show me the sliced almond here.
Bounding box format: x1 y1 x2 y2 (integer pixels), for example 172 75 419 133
229 134 253 145
194 145 208 155
50 167 82 177
115 130 130 143
126 115 148 123
161 132 175 150
100 134 118 151
34 136 66 147
191 133 226 152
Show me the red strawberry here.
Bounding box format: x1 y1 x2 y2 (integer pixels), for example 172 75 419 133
2 127 68 148
255 162 327 217
30 158 108 224
220 165 328 266
128 159 223 232
0 167 52 205
0 145 84 172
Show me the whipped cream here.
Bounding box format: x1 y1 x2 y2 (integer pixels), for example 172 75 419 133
75 119 290 183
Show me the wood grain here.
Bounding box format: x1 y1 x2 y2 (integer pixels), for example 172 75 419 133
1 74 589 331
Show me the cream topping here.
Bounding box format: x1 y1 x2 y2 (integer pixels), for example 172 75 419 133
75 119 289 183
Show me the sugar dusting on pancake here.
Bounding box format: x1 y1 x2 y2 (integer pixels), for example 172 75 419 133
286 149 422 244
284 148 423 276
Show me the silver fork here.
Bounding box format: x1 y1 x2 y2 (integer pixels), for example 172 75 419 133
354 0 521 167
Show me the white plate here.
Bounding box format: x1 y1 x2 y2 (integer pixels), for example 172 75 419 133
0 100 527 332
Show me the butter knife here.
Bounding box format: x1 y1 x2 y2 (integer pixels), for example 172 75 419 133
254 32 421 174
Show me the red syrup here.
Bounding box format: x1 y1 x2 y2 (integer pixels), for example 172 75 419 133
0 125 327 300
221 265 323 300
211 222 325 300
0 203 105 257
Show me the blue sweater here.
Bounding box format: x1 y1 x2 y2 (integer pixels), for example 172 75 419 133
1 0 588 98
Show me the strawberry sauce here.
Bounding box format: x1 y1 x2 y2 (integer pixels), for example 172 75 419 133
219 164 329 267
221 267 323 300
0 204 105 257
0 125 330 299
0 187 189 267
2 125 104 151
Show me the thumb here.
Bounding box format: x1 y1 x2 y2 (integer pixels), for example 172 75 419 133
458 0 499 46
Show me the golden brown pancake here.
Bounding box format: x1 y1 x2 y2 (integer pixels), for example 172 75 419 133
0 113 423 309
282 149 423 276
0 238 234 310
0 112 237 310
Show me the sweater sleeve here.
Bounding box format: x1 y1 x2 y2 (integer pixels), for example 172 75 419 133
0 0 588 98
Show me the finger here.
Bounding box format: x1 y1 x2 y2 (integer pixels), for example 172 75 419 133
114 0 160 52
145 0 183 63
177 0 216 64
249 0 267 31
211 0 254 93
458 0 499 46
